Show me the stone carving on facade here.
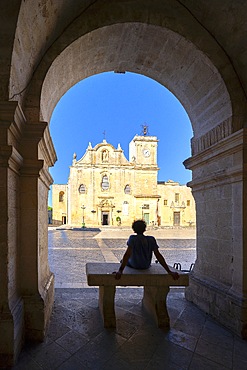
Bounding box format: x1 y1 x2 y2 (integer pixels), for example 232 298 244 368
102 149 109 162
98 199 114 208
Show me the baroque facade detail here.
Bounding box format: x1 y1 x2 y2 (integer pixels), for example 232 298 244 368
52 135 196 228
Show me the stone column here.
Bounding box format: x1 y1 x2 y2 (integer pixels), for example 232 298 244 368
19 120 56 341
0 101 56 366
184 126 247 338
0 102 25 366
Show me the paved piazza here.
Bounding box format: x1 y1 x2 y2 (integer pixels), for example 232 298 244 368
48 227 196 288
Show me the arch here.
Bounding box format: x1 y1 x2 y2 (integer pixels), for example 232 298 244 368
39 22 237 138
2 3 247 365
19 9 247 339
10 2 245 134
31 19 246 339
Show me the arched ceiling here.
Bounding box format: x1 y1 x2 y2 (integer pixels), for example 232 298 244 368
2 0 247 137
40 22 231 139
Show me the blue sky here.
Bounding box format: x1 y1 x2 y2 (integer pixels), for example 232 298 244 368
49 72 192 206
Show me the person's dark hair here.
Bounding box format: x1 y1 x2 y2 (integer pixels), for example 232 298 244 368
132 219 146 234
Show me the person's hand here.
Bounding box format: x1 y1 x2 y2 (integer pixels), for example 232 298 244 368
112 270 122 280
169 271 180 280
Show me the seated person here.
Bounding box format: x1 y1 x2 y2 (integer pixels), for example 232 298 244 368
114 219 179 280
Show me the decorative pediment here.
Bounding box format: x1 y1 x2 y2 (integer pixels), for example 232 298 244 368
98 199 115 208
73 139 130 166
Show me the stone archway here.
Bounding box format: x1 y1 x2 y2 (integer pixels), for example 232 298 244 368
1 1 247 365
37 22 247 340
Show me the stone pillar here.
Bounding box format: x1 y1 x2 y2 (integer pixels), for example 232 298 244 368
19 120 56 341
0 102 25 366
184 127 247 338
0 101 56 366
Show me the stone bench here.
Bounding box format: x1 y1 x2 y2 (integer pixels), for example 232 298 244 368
86 262 189 328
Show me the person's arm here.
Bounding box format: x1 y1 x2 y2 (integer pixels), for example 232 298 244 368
114 246 132 280
154 249 179 280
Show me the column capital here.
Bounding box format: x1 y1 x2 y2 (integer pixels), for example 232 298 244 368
20 159 44 176
22 122 47 143
0 101 26 146
0 145 23 173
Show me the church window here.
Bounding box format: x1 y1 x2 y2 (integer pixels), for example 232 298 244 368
164 199 168 206
78 184 86 194
101 175 109 190
123 201 129 215
124 185 131 194
143 204 149 209
59 191 64 202
187 200 191 206
175 193 179 203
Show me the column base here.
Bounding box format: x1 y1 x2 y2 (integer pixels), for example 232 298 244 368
23 273 55 341
185 273 247 339
0 298 24 367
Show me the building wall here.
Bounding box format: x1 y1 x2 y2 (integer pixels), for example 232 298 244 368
52 136 196 227
157 181 196 227
52 184 67 225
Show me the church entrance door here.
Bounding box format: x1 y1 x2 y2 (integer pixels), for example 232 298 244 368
102 212 109 225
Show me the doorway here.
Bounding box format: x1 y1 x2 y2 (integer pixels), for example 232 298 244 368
143 213 149 225
173 212 180 226
102 212 109 225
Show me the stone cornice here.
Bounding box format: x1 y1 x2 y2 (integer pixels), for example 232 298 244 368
134 165 159 170
20 159 44 176
0 145 23 174
0 145 13 165
73 163 134 169
8 147 23 174
134 195 161 198
184 129 246 191
191 118 232 155
187 168 243 192
40 167 54 188
184 129 244 170
98 196 114 199
22 122 47 143
0 101 26 145
39 125 57 167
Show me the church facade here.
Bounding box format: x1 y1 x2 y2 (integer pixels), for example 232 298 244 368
52 134 195 228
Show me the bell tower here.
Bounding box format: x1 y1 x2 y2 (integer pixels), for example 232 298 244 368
129 125 158 167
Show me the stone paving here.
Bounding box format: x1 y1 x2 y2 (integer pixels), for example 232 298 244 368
48 227 196 288
5 227 247 370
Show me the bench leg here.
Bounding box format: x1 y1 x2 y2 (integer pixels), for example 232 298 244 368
98 286 116 328
142 286 170 328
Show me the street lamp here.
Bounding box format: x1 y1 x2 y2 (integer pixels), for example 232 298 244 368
81 205 86 228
